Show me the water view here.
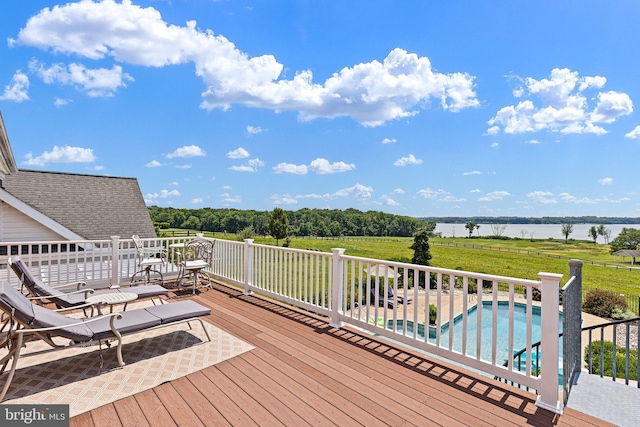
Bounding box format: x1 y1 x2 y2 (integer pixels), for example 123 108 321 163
436 223 640 242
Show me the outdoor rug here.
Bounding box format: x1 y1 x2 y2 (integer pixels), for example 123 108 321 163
2 307 254 417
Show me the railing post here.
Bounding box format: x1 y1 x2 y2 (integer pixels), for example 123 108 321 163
110 236 120 288
564 259 583 404
330 248 345 328
243 239 254 295
536 272 564 414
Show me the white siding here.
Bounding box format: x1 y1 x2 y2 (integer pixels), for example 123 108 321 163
0 201 65 242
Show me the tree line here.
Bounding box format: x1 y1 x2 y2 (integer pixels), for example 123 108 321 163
148 206 426 237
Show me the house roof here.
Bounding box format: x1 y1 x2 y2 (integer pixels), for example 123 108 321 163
1 169 156 240
613 249 640 257
0 112 18 179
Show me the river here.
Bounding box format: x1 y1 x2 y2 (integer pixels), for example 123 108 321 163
435 223 640 243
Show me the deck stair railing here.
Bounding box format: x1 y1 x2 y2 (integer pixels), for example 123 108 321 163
1 236 566 414
584 317 640 387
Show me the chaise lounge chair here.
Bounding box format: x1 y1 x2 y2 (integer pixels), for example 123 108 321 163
9 256 168 310
0 280 211 401
386 284 413 304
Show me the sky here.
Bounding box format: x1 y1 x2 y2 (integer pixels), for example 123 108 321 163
2 0 640 218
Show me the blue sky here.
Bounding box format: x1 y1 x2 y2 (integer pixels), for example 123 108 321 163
2 1 640 217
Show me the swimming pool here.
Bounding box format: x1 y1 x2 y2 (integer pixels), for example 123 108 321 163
389 301 563 371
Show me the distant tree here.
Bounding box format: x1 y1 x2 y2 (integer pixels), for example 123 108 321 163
597 224 612 244
465 222 479 238
609 228 640 253
561 223 574 243
520 229 528 239
588 226 599 244
268 207 289 245
181 215 201 231
411 228 433 266
424 220 437 236
490 224 507 237
410 228 432 288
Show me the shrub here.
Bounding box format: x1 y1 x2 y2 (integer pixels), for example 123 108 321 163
429 304 437 324
610 307 637 320
585 341 638 379
583 289 628 318
236 226 255 241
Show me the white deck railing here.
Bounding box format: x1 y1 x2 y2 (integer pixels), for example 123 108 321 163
0 236 564 413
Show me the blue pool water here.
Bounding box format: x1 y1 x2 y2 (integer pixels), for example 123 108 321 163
389 301 563 372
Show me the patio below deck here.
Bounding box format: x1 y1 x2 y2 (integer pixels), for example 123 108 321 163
71 281 611 427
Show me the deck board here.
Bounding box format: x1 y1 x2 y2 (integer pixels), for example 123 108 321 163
71 281 613 427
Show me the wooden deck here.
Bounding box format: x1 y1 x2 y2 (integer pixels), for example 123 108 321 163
70 282 611 427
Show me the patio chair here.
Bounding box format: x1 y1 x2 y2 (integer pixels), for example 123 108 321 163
370 288 397 308
0 280 211 402
176 238 215 294
8 257 168 310
131 234 167 285
386 285 413 304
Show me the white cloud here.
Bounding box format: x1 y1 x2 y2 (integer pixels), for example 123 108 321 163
167 145 206 158
246 125 263 135
309 158 355 174
470 188 481 193
220 194 242 203
392 188 405 194
440 196 466 202
381 138 397 144
12 2 478 126
144 189 181 204
53 97 71 107
393 154 422 166
222 185 231 190
488 68 633 135
463 170 481 176
191 197 203 204
527 139 541 144
381 195 399 206
590 91 633 123
624 125 640 139
478 190 510 201
29 60 133 97
229 158 265 172
527 191 557 204
227 147 249 159
599 177 613 185
169 181 179 186
490 142 499 148
272 162 308 174
146 160 162 167
271 194 298 205
0 70 30 102
23 145 96 166
417 188 448 199
297 183 373 201
560 192 597 204
175 164 191 169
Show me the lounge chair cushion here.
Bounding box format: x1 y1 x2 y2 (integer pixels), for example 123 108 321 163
62 285 169 306
145 300 211 324
86 310 162 341
0 282 36 325
31 304 94 342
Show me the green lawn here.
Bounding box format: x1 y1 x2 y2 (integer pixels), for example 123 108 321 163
161 230 640 296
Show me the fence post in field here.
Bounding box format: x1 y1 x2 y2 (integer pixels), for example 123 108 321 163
110 236 120 288
536 272 564 413
330 248 345 328
243 239 254 295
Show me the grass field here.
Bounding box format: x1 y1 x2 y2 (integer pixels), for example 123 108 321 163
162 229 640 296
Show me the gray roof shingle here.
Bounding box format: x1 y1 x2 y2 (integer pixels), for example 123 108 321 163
2 169 156 240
